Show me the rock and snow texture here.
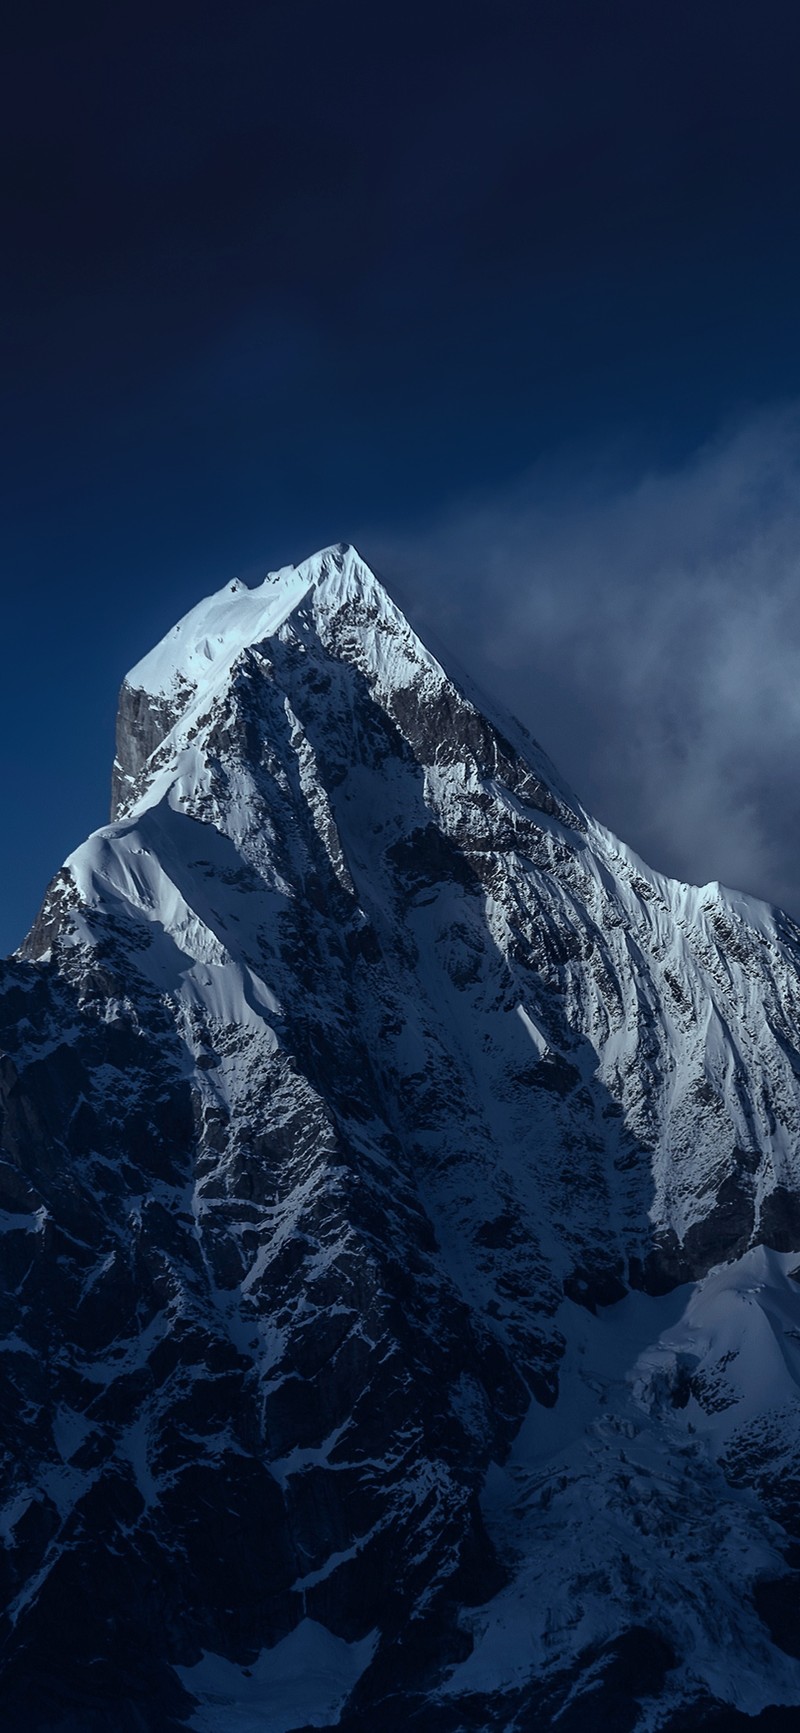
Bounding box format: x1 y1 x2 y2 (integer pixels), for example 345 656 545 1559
4 543 800 1728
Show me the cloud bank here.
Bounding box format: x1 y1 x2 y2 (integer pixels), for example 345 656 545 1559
364 406 800 916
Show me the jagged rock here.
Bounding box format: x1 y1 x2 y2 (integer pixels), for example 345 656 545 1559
3 544 800 1727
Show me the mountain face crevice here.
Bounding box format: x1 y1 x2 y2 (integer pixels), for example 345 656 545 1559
5 542 800 1728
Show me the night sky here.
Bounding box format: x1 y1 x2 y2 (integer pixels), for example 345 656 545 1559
5 1 800 953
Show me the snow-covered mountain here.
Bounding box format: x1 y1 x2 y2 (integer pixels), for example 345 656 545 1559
4 543 800 1730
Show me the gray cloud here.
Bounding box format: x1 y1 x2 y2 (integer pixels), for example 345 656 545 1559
362 406 800 915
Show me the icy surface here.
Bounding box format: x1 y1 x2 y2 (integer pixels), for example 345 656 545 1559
6 543 800 1727
126 567 315 700
445 1248 800 1723
177 1621 378 1732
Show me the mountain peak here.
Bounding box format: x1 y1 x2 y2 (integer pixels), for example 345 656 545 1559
10 544 800 1729
124 542 370 703
109 541 573 833
110 543 399 820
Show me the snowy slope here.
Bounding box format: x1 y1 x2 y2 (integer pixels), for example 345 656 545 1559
3 542 800 1730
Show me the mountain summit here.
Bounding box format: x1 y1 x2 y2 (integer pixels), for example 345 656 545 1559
4 544 800 1730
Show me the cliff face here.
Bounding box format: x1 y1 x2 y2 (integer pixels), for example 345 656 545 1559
4 543 800 1730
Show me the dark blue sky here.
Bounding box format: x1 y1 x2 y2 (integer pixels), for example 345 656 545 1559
4 0 800 951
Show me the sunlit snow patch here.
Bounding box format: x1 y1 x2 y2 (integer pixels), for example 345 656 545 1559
176 1619 378 1732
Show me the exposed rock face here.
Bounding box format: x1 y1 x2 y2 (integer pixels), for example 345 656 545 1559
4 544 800 1728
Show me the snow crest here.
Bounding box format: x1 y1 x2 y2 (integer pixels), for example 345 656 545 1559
5 544 800 1728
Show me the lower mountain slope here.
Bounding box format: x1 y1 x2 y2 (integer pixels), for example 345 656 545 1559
3 545 800 1729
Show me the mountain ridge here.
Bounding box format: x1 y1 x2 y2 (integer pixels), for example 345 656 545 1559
4 544 800 1729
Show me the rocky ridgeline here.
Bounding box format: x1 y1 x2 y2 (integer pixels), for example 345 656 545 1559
3 545 800 1729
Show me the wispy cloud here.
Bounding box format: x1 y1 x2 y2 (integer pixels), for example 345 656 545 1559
364 405 800 914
